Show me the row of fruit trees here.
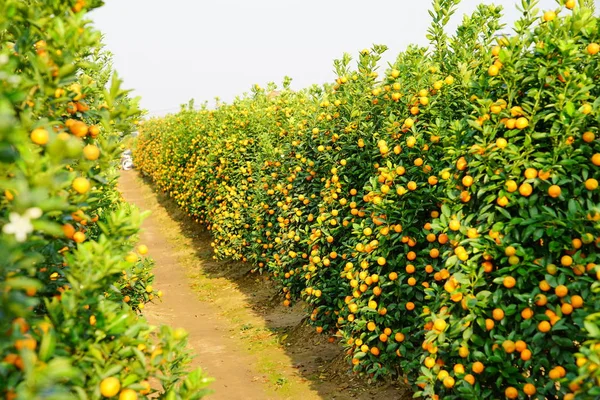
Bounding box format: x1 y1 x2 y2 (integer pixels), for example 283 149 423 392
135 0 600 398
0 1 211 399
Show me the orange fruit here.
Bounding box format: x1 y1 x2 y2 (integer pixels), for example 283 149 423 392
15 337 37 351
424 357 435 368
585 178 598 190
119 388 138 400
69 120 88 137
543 10 556 21
505 387 518 399
464 374 475 385
433 319 447 332
523 383 536 396
72 177 90 194
443 376 455 388
83 145 100 160
502 340 516 353
88 125 100 138
521 349 532 361
538 320 551 333
535 294 547 306
582 233 595 244
515 117 529 129
31 128 49 145
548 185 561 198
519 182 533 196
546 263 558 275
62 223 76 239
395 332 405 343
539 280 551 291
524 168 537 179
449 219 460 231
505 180 518 192
100 377 121 397
73 231 86 243
503 276 516 288
472 361 484 374
583 131 595 143
497 196 509 207
488 65 499 76
571 295 584 308
561 255 573 267
521 307 534 319
515 340 527 352
538 170 551 180
588 43 600 55
592 153 600 166
510 106 523 117
561 303 573 315
555 284 568 297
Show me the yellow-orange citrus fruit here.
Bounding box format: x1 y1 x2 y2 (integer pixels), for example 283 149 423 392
585 178 598 190
72 177 90 194
588 43 600 55
31 128 49 145
538 320 551 333
548 185 561 198
83 145 100 160
515 117 529 129
100 377 121 397
119 388 138 400
505 386 518 399
543 10 556 22
73 231 86 243
503 276 516 288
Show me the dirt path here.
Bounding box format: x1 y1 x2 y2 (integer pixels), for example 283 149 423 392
118 170 410 400
119 171 283 399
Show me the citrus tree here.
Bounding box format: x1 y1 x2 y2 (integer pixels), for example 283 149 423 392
0 1 211 398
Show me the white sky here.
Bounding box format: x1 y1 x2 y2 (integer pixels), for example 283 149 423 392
91 0 561 117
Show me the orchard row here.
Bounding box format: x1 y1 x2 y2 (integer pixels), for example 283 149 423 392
1 1 210 399
136 1 600 399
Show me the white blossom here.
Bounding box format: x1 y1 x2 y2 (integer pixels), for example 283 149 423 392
25 207 42 219
2 208 43 242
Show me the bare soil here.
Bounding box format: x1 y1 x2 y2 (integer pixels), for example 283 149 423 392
118 170 411 400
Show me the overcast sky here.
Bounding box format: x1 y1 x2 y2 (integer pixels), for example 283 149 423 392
91 0 560 117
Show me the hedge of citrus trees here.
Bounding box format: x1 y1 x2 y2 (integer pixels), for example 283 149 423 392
0 1 211 399
136 0 600 398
